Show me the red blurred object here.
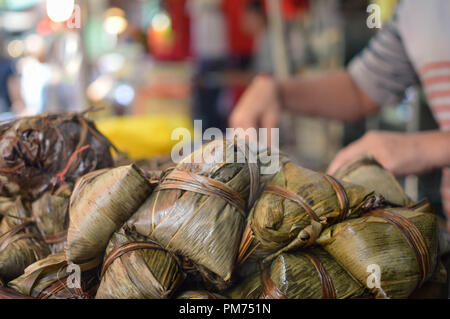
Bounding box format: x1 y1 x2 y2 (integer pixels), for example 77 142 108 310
282 0 309 20
36 18 55 36
148 0 191 61
222 0 309 56
222 0 255 57
147 0 308 61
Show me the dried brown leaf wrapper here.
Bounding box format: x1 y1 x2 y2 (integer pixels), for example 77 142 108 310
0 112 114 200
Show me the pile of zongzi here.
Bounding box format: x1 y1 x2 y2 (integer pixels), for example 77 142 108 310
0 111 116 294
0 115 448 299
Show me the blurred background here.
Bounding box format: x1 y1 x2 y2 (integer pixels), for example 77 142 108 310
0 0 442 208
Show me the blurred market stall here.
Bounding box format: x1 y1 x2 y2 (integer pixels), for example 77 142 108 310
0 0 440 205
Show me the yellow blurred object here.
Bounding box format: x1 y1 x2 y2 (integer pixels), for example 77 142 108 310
95 115 193 160
372 0 398 23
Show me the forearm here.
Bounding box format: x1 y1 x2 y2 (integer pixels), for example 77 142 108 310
277 69 380 122
416 130 450 171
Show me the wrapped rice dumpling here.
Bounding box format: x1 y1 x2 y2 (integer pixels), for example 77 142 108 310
317 207 439 298
0 198 49 282
177 290 226 299
333 153 412 206
66 164 153 264
238 162 379 264
95 229 185 299
8 252 100 299
31 184 72 254
228 248 366 299
0 112 114 200
126 138 261 282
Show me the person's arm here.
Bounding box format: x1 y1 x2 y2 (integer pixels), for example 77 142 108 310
229 70 379 132
278 69 380 121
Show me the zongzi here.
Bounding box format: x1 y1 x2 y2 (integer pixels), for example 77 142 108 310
8 252 100 299
317 207 438 298
31 184 72 254
0 111 114 200
238 162 379 264
0 198 49 282
95 229 184 299
332 153 412 206
228 247 366 299
66 164 153 264
126 138 261 282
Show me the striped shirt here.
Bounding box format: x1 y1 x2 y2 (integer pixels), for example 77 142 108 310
348 0 450 219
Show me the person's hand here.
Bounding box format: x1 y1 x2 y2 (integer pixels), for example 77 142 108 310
327 131 433 176
229 74 281 144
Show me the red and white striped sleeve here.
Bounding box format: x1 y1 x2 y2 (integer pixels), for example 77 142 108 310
419 62 450 130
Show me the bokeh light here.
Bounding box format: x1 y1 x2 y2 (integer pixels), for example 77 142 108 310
151 12 171 33
114 84 135 106
104 16 128 35
103 7 128 35
46 0 75 23
7 40 25 58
